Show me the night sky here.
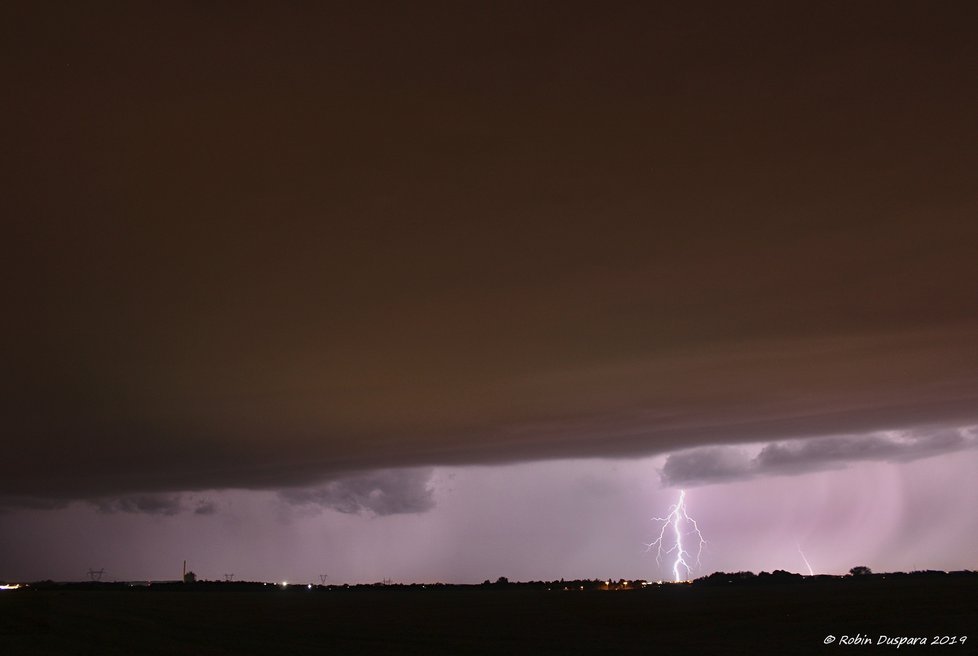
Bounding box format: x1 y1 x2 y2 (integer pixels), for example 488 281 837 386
2 2 977 584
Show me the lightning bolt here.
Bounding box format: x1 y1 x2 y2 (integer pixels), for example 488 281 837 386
646 489 706 582
797 543 814 576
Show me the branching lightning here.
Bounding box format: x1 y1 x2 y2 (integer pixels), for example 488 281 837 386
646 489 706 582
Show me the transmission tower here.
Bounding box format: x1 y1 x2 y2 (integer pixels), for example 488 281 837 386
87 568 104 582
319 573 328 585
224 573 234 582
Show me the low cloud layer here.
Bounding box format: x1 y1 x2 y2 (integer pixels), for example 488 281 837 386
660 426 978 487
279 469 436 516
3 2 978 504
94 494 185 516
85 493 218 516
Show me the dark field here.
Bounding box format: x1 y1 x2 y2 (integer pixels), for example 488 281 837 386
2 578 975 655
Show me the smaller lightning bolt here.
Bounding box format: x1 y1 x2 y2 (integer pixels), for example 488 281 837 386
797 543 814 576
646 489 707 582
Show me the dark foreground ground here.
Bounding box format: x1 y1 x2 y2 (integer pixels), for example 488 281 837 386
2 577 975 655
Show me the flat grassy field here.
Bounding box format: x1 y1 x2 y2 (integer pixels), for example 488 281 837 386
2 578 974 655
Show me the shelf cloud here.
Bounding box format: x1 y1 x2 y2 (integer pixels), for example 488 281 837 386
2 2 977 507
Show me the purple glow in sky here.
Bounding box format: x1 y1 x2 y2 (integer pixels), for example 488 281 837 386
4 429 976 584
3 2 978 593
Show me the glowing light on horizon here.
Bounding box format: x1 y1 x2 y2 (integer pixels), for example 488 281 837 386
646 489 706 582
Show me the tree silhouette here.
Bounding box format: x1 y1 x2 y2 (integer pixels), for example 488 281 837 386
849 566 872 576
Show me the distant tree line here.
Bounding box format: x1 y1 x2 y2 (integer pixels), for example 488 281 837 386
15 569 977 593
692 568 977 586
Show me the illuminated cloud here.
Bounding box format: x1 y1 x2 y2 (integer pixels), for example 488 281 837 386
660 426 978 487
279 468 436 516
193 500 218 516
93 494 186 516
657 447 755 487
85 493 220 516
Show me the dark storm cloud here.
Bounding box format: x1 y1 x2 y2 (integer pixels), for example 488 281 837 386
193 500 218 516
660 427 978 486
279 469 436 516
90 493 219 515
2 2 978 502
755 429 974 471
94 494 185 516
0 496 71 513
657 447 755 487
